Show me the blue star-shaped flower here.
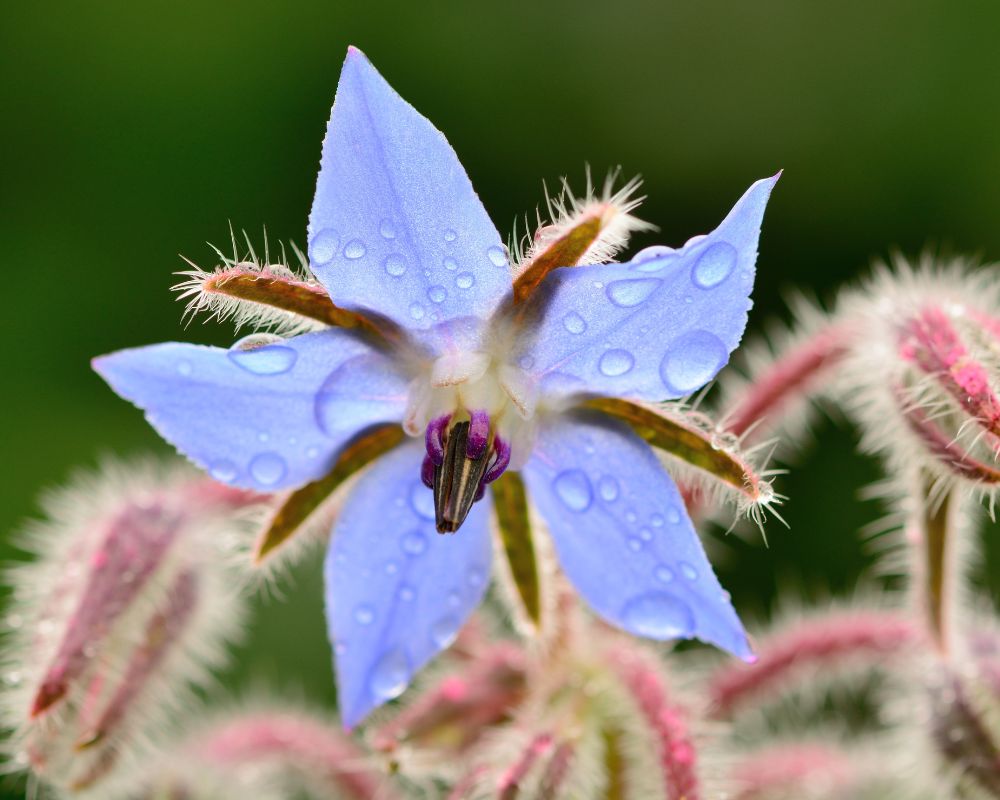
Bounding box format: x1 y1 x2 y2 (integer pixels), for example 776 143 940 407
94 47 778 727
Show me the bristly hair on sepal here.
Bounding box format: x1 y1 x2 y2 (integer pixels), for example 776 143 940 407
512 167 656 272
174 227 331 337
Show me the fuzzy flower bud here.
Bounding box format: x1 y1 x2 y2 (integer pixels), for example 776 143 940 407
1 461 252 796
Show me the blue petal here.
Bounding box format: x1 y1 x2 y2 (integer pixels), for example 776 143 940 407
93 330 408 492
308 47 510 342
522 411 751 658
325 440 492 728
514 175 779 401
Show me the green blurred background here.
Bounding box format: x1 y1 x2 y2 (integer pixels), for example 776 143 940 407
2 1 999 793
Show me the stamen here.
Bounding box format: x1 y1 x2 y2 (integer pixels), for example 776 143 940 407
482 436 512 485
420 455 435 489
434 421 491 534
425 414 451 466
467 410 490 460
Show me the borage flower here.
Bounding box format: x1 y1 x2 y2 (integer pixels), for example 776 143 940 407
94 47 779 727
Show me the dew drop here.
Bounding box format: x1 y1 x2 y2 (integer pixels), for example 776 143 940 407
228 341 298 375
430 616 460 648
443 229 458 242
409 302 426 320
468 568 485 589
627 537 643 552
621 592 694 639
666 506 681 524
428 285 447 303
660 330 728 394
606 278 661 308
562 311 587 335
625 510 638 524
599 349 635 377
344 239 367 259
679 562 698 581
447 591 461 608
409 482 435 520
210 460 238 482
487 245 508 267
553 470 592 512
692 242 737 289
257 431 270 443
654 565 675 583
177 360 193 376
354 604 375 625
638 527 653 542
651 513 665 528
598 475 620 502
306 446 319 459
384 254 407 276
455 272 475 289
443 257 458 271
249 453 287 486
310 228 340 265
632 245 678 272
379 219 396 239
384 560 399 575
398 584 416 602
370 648 410 701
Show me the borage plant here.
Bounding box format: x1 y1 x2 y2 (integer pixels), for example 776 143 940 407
10 43 1000 800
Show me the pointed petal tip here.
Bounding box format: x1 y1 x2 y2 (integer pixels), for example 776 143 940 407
346 44 367 60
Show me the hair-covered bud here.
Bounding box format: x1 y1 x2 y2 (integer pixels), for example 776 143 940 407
607 641 701 800
836 256 1000 494
371 643 527 762
174 231 387 339
928 669 1000 797
511 170 654 303
729 742 857 800
158 708 402 800
0 460 251 796
707 609 917 719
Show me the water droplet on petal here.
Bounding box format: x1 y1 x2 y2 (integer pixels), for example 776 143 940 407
455 272 475 289
410 302 425 320
660 331 728 394
431 616 460 648
487 245 508 267
443 257 458 271
679 562 698 581
409 482 435 520
627 537 643 552
370 648 410 701
428 285 447 303
398 584 416 602
599 349 635 377
444 229 458 242
606 278 661 307
692 242 737 289
177 360 193 376
622 592 694 639
553 470 592 512
401 529 428 556
228 341 298 375
249 452 287 486
468 568 485 589
310 228 340 265
210 460 238 482
384 560 399 575
666 506 682 524
447 591 461 608
384 254 407 276
379 219 396 239
354 604 375 625
562 311 587 334
638 527 653 542
598 476 620 502
651 513 665 528
654 565 675 583
632 245 678 272
344 239 367 259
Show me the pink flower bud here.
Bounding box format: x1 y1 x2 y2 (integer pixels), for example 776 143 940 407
2 461 251 795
